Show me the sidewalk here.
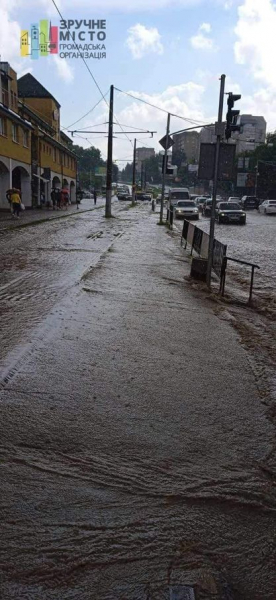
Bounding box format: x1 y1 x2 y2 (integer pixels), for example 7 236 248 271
0 197 105 232
0 205 275 599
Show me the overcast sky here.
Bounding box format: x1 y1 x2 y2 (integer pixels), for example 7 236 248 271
1 0 275 163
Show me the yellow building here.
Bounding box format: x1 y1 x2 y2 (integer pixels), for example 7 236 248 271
18 72 77 206
0 63 77 209
0 62 33 209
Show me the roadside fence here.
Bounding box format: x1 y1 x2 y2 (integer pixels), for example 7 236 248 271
180 219 259 304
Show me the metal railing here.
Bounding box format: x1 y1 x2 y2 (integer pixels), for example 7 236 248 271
220 256 260 304
181 219 227 279
180 219 260 304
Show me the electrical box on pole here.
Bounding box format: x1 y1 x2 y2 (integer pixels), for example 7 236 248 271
162 155 174 175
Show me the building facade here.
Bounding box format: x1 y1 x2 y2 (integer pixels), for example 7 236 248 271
0 63 77 210
199 115 267 155
172 131 200 162
0 63 33 209
232 115 266 154
18 73 77 206
136 147 155 172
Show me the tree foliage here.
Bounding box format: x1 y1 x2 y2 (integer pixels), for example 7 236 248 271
72 144 118 189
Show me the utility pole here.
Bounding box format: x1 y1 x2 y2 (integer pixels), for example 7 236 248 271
255 161 259 198
160 112 170 224
106 84 114 218
206 75 226 287
132 138 137 205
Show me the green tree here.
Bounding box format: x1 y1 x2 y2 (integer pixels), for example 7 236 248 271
121 162 133 182
143 155 162 184
72 144 118 189
172 149 187 168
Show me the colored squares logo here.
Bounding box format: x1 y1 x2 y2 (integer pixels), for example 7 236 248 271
20 21 59 58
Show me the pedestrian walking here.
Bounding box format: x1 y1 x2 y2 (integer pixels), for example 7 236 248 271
6 189 13 214
40 191 46 208
57 189 61 210
11 189 21 218
51 188 57 210
93 188 97 206
63 190 69 210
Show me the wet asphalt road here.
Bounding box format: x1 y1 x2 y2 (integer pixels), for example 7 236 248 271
0 198 125 373
0 203 276 599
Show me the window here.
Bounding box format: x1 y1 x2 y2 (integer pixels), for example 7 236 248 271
12 124 19 143
0 117 7 136
23 130 29 147
1 86 9 107
53 147 56 162
43 144 45 152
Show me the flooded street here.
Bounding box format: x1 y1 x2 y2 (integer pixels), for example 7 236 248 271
198 211 276 310
0 203 276 599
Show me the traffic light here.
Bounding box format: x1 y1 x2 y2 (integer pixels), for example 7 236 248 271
225 93 241 140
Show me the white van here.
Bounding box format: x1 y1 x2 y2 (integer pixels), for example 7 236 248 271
169 188 190 206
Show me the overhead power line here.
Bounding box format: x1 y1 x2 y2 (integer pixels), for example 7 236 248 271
50 0 133 147
114 86 208 126
62 96 109 130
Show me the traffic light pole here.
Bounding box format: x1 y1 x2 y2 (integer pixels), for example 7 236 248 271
106 84 114 218
132 138 137 206
206 75 226 287
160 112 170 224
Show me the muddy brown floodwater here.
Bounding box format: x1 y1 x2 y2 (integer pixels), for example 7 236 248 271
0 204 276 599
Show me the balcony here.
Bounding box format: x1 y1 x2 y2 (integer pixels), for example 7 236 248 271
1 89 9 107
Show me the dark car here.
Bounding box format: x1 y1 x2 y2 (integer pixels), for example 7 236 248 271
135 192 152 201
215 202 246 224
241 195 258 210
117 192 132 201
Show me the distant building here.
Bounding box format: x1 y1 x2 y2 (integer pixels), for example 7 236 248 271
199 125 217 146
233 115 266 154
199 115 267 155
172 131 200 162
136 147 155 172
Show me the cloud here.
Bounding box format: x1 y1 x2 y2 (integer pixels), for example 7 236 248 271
0 2 32 74
190 23 217 51
16 0 208 11
67 81 210 160
126 24 163 59
52 56 74 83
0 2 74 82
235 0 276 89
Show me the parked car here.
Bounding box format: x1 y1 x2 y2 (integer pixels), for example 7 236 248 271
215 202 246 224
174 200 199 220
135 192 152 201
241 195 258 210
258 199 276 215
